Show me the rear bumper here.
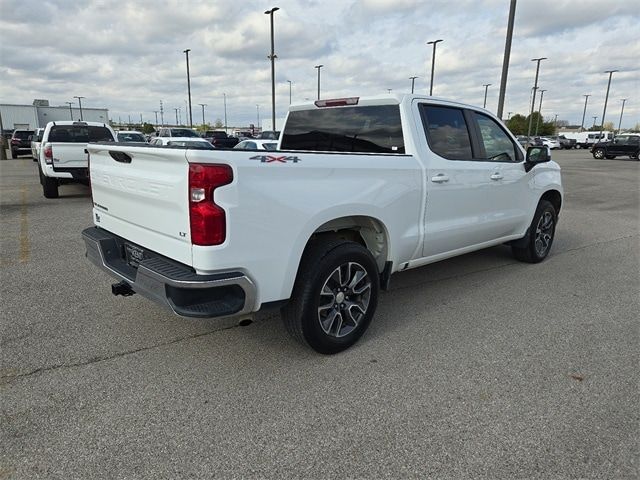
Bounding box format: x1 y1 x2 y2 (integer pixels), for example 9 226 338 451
82 227 256 318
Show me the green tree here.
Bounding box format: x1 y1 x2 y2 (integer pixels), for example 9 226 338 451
506 114 528 135
141 122 155 134
213 118 224 128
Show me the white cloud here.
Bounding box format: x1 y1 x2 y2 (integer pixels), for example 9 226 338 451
0 0 638 128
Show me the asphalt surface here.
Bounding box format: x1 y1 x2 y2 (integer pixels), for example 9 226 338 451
1 150 638 479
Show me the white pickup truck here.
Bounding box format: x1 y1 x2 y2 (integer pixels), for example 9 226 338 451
82 95 562 354
38 121 116 198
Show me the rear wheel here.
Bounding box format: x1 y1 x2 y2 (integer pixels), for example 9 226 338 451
592 148 605 159
631 151 639 160
282 240 379 354
512 200 557 263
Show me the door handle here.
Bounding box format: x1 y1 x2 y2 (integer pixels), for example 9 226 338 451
490 173 503 181
431 173 449 183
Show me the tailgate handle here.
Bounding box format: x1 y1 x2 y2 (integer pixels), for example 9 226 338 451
109 151 132 164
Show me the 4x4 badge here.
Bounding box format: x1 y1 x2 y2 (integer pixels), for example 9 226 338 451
249 155 301 163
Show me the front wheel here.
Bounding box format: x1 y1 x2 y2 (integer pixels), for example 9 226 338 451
282 240 379 354
592 148 605 159
512 200 557 263
631 151 639 160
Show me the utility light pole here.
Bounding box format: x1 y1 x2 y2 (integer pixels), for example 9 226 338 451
73 96 85 120
174 108 179 125
409 76 418 94
592 116 598 127
265 7 279 132
598 69 618 142
159 100 164 126
617 98 628 135
497 0 516 119
315 65 323 100
153 110 158 126
427 39 443 96
483 83 492 109
287 80 292 104
183 49 193 128
535 89 546 136
256 104 260 129
508 111 513 119
198 104 207 126
65 102 74 120
223 93 227 133
580 94 590 132
526 57 547 142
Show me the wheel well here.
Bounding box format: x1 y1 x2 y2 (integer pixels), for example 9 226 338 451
541 190 562 215
308 216 388 272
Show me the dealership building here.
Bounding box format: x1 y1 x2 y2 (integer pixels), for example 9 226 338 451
0 99 109 131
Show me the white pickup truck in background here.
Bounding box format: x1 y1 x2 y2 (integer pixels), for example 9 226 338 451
38 121 116 198
82 95 562 354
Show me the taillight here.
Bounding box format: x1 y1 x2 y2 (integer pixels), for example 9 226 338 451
188 163 233 246
43 144 53 164
11 138 20 144
314 97 359 107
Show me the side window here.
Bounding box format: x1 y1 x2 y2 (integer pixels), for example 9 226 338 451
246 142 256 149
420 105 473 160
473 112 518 162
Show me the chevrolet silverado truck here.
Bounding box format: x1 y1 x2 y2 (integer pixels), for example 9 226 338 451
82 95 563 354
38 121 116 198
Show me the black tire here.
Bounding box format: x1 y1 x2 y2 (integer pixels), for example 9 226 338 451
282 240 380 354
631 151 639 160
42 174 59 199
592 148 605 159
512 200 557 263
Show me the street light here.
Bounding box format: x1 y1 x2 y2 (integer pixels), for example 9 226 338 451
617 98 628 135
183 49 193 127
580 94 591 132
482 83 492 109
592 115 598 127
315 65 323 100
426 39 443 96
526 57 547 141
73 96 85 120
598 69 618 142
65 102 74 120
153 110 159 126
508 111 513 120
256 104 260 129
387 89 392 94
223 93 227 133
287 80 292 104
497 0 517 119
409 76 418 94
198 103 207 126
265 7 279 132
174 108 179 125
535 89 546 136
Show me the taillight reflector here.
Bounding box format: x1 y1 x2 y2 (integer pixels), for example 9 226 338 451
314 97 359 108
188 163 233 246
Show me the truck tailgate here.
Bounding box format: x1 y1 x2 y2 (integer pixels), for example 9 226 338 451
87 144 193 266
51 143 89 170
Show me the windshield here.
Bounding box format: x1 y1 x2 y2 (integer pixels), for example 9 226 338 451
170 128 199 137
117 133 146 142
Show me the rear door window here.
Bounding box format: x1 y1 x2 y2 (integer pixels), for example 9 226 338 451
280 105 404 153
419 105 473 160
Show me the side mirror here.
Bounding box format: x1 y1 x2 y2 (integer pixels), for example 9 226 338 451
526 145 550 164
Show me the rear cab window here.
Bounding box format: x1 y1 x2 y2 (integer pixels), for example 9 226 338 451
49 125 114 143
280 104 405 153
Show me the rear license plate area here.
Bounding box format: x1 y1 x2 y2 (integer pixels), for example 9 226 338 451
124 242 146 268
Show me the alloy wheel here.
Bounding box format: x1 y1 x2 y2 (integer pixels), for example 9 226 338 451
535 211 554 257
317 262 372 338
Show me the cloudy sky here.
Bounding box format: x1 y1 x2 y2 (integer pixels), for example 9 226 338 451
1 0 638 129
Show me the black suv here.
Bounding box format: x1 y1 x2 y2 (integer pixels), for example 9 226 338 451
10 129 35 158
591 134 640 160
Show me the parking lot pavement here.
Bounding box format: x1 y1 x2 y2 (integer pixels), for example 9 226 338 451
1 150 638 479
